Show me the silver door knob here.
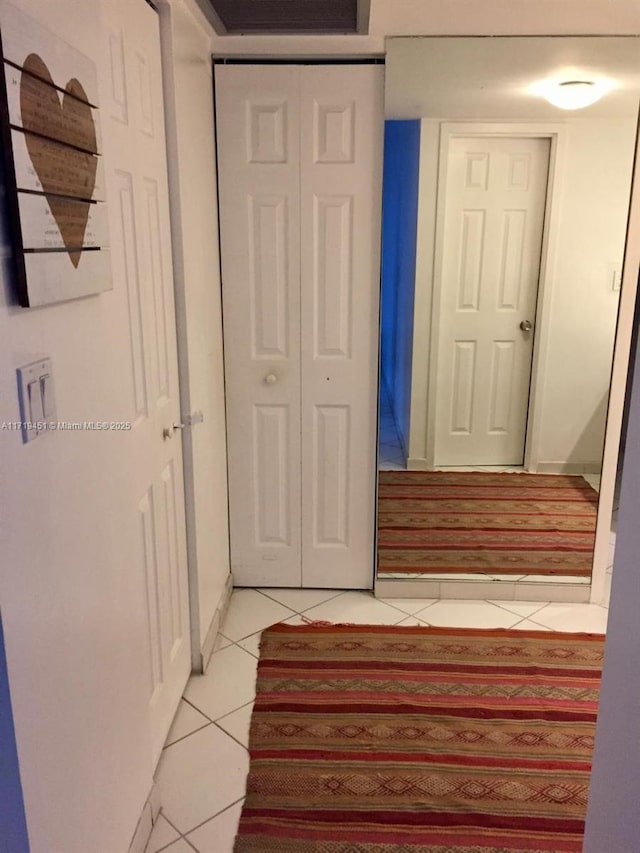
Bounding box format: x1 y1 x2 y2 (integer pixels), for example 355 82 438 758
265 373 278 384
163 423 187 440
519 320 533 332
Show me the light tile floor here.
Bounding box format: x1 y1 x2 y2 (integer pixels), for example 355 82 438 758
149 585 611 853
148 384 616 850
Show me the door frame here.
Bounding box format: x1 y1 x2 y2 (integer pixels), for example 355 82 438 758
425 121 568 470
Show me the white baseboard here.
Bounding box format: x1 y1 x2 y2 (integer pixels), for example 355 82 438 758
198 572 234 675
535 461 602 475
405 459 603 475
407 457 430 470
128 783 161 853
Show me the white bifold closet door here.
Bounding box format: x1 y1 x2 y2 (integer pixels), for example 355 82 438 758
216 64 383 589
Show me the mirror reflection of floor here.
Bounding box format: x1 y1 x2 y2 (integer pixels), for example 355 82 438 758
377 387 615 586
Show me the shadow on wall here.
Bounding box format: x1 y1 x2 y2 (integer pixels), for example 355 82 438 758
565 392 609 470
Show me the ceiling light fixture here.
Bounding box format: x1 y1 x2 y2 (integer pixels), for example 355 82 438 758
543 80 605 110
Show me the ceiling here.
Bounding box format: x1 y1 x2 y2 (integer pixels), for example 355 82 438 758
188 0 640 58
385 37 640 120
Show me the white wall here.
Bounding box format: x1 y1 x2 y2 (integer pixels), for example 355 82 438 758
407 116 636 470
535 118 636 469
159 0 230 665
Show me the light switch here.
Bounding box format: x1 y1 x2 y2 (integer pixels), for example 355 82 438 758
40 374 56 420
16 358 55 443
27 380 43 424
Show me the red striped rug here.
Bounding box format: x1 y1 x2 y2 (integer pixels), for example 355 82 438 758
234 623 604 853
378 471 598 577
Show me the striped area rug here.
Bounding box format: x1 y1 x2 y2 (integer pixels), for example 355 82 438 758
234 623 604 853
378 471 598 577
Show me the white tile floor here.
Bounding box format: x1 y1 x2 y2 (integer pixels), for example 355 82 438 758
148 584 611 853
146 384 617 850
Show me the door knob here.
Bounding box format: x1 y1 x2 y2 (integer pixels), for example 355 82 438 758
265 373 278 384
519 320 533 332
162 423 187 440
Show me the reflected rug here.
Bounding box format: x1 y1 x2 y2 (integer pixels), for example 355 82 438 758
234 623 604 853
377 471 598 577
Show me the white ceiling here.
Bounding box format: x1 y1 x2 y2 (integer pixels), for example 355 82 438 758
370 0 640 39
189 0 640 56
385 37 640 120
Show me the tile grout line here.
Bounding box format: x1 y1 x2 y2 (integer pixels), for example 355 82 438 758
180 796 246 844
151 810 197 853
488 599 550 621
163 720 213 751
253 587 347 614
179 696 243 732
216 699 256 746
180 686 256 743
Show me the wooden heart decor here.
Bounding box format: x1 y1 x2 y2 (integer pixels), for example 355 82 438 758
19 53 98 268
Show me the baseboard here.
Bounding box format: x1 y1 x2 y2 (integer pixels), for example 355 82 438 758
197 572 234 675
535 461 602 475
406 459 603 475
128 783 161 853
407 457 430 470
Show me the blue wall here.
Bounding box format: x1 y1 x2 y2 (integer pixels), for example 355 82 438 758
380 120 421 456
0 617 29 852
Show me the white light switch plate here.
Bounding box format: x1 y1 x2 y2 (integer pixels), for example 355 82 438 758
16 358 55 443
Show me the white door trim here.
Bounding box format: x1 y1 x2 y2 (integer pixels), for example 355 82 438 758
426 121 568 469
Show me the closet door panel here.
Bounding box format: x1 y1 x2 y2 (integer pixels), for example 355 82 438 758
300 65 384 588
216 66 302 586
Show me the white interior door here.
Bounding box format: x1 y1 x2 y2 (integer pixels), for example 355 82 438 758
216 66 302 587
217 64 383 589
300 65 383 588
102 0 190 763
435 135 550 466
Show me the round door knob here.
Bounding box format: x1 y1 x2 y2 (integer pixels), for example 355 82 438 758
163 422 187 440
265 373 278 384
520 320 533 332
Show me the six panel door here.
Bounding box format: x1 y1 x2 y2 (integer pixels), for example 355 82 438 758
103 0 191 764
435 136 550 466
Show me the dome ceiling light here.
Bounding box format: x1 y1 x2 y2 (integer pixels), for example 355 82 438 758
544 80 604 110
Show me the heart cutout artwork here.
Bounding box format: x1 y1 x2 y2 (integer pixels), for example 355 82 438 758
19 53 98 268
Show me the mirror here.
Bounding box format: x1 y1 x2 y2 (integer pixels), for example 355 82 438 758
376 37 640 595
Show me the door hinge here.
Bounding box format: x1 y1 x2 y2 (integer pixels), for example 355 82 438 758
182 410 204 427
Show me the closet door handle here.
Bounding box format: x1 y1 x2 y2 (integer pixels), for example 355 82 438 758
265 373 278 385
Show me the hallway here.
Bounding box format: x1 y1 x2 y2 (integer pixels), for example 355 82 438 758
146 584 612 852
